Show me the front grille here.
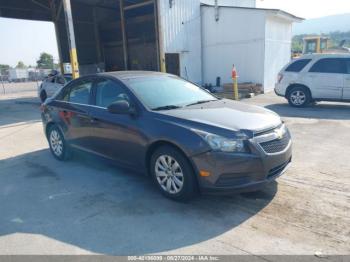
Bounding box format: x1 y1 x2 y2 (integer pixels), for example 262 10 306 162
259 133 291 154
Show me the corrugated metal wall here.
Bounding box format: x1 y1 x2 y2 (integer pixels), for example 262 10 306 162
200 0 256 8
201 6 265 87
158 0 202 84
264 15 293 92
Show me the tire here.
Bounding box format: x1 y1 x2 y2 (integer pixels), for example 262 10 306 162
150 145 197 201
287 86 311 108
40 90 47 102
48 125 71 161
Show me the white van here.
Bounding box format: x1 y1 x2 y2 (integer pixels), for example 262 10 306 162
275 54 350 107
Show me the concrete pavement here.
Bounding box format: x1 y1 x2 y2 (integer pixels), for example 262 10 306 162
0 88 349 255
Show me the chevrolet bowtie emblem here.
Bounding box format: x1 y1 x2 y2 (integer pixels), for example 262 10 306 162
275 128 284 140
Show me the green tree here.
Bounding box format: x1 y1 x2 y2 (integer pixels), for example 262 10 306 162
36 52 54 69
0 64 10 75
16 61 26 69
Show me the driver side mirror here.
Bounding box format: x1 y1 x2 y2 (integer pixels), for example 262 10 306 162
107 100 136 115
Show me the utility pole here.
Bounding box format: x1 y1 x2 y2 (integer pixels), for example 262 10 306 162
63 0 80 79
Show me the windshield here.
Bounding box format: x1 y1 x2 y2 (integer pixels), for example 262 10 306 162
127 76 217 110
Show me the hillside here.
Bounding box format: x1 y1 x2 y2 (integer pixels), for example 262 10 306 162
293 13 350 35
292 31 350 52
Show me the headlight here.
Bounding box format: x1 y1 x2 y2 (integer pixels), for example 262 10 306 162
193 130 248 153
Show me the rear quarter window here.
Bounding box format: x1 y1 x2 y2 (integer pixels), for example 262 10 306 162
285 59 312 72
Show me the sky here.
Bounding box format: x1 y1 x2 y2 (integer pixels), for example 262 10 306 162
257 0 350 19
0 0 349 67
0 18 58 67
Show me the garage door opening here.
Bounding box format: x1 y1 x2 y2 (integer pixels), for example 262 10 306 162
63 0 160 75
0 0 161 78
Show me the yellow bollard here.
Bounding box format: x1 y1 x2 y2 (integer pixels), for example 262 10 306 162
231 64 239 100
233 77 239 100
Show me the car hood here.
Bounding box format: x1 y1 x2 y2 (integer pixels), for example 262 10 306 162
159 99 281 132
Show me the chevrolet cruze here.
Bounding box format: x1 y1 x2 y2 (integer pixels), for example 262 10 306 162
41 71 292 201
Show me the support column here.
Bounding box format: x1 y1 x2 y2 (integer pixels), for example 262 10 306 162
63 0 80 79
50 0 64 73
93 7 102 63
156 0 166 72
119 0 128 70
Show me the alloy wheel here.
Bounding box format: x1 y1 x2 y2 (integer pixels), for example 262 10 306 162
50 129 63 157
290 90 306 106
155 155 184 194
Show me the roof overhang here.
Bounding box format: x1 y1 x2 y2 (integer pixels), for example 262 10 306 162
0 0 53 22
200 4 304 23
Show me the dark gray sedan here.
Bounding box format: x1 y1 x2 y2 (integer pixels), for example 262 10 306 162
41 71 292 201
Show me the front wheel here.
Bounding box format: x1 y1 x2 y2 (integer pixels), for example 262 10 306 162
48 125 71 161
287 86 311 107
150 146 197 201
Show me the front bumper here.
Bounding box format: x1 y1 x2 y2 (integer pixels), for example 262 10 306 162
191 130 292 194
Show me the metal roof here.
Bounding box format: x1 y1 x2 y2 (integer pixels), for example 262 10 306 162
200 3 304 22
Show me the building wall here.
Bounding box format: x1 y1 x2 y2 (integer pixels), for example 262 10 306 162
200 0 256 8
158 0 202 84
201 6 265 86
263 15 293 91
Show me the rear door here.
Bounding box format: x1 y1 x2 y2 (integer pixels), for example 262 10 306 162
305 58 345 99
56 78 95 150
343 59 350 100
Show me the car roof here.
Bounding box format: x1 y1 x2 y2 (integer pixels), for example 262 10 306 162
300 53 350 59
97 71 174 81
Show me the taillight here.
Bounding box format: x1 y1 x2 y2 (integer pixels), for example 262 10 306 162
40 104 47 112
278 74 284 83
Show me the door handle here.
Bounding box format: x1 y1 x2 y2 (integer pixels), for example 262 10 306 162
90 117 99 123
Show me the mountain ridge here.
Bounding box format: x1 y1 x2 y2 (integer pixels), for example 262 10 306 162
293 13 350 35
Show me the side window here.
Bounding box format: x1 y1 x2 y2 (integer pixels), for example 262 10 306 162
309 58 346 74
95 78 130 108
285 59 312 72
65 80 93 104
346 59 350 74
56 76 66 85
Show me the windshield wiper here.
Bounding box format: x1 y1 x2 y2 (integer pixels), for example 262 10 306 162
152 105 183 111
186 100 217 107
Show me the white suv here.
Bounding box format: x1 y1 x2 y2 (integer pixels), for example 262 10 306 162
275 54 350 107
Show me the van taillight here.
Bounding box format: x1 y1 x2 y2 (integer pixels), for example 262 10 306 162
278 74 284 83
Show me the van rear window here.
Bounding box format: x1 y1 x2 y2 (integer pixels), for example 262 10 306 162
285 59 312 72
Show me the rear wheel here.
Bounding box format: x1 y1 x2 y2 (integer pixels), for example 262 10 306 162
150 146 197 201
287 86 311 107
48 125 71 161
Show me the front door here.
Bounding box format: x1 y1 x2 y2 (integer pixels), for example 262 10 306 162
343 58 350 100
88 77 145 167
306 58 345 99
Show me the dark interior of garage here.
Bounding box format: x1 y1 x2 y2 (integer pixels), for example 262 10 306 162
0 0 160 75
